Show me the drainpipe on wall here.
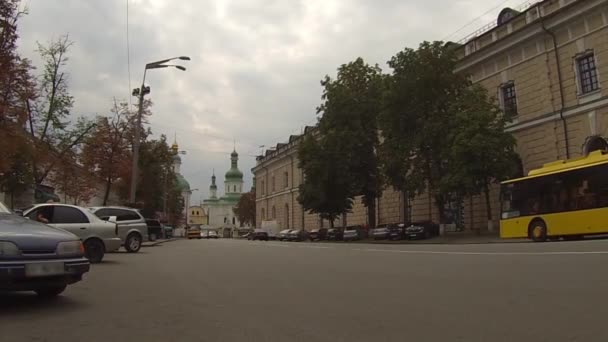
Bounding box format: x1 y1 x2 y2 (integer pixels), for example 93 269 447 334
262 165 269 226
542 21 570 159
289 154 295 230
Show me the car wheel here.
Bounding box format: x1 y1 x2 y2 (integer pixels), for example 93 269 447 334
35 285 67 298
84 239 105 263
125 233 142 253
529 220 547 242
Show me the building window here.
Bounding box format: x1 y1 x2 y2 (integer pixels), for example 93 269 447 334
577 53 599 94
261 181 265 195
233 185 236 192
272 176 275 192
284 172 288 188
272 206 276 219
500 82 518 116
261 208 266 220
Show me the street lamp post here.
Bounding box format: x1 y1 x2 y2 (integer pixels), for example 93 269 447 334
129 56 190 204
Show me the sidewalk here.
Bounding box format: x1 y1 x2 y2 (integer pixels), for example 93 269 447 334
368 231 528 245
142 238 178 247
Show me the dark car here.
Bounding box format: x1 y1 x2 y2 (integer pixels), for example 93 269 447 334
145 219 163 241
309 228 328 241
405 221 440 240
252 229 269 241
327 228 344 241
388 224 406 240
287 229 309 241
278 229 292 241
372 224 391 240
343 228 360 241
0 201 90 297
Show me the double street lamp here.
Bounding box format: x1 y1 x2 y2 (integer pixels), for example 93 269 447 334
129 56 190 204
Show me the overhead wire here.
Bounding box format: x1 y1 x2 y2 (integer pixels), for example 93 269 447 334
441 0 514 42
126 0 132 109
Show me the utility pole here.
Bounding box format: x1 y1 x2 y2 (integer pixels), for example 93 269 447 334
129 81 147 204
128 56 190 204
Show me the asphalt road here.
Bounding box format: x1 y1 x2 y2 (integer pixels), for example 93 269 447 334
3 238 608 342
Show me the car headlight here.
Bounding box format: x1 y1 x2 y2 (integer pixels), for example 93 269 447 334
0 241 20 256
56 241 85 256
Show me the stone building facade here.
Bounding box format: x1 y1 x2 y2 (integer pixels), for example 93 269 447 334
252 0 608 232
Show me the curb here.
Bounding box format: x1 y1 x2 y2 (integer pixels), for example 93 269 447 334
142 238 179 247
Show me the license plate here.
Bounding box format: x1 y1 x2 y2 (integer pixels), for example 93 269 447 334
25 262 65 277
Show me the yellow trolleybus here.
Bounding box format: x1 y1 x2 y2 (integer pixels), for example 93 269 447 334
500 150 608 241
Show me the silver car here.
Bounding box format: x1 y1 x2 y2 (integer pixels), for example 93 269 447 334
89 207 148 253
23 204 121 263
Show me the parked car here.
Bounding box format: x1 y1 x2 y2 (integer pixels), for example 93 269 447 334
286 229 308 241
327 228 344 241
278 229 292 241
309 228 328 241
252 229 270 241
343 227 361 241
0 201 90 297
187 226 202 239
405 221 440 240
89 206 148 253
164 225 174 238
372 224 391 240
388 224 406 241
23 204 121 263
145 218 163 241
206 230 219 239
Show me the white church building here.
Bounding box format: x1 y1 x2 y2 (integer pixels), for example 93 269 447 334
202 150 249 236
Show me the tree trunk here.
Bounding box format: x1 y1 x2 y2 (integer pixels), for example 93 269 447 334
103 175 112 205
484 185 493 232
367 197 376 228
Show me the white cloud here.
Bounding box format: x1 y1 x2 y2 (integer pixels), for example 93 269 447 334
16 0 524 200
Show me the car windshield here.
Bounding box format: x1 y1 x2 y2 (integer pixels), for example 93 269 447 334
0 202 11 214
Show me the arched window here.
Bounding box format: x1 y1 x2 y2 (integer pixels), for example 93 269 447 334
261 208 266 220
261 181 265 195
284 172 289 188
234 185 236 192
272 206 276 219
232 217 235 225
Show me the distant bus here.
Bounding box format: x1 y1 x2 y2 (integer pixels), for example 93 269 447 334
500 150 608 241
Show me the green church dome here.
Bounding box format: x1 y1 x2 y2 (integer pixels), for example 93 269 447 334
175 173 190 192
225 167 243 180
225 149 243 180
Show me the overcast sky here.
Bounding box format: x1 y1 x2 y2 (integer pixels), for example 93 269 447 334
16 0 531 202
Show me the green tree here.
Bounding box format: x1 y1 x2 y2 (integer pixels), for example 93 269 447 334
297 133 353 227
0 1 36 203
380 41 519 226
49 149 97 205
316 58 384 227
82 100 133 205
25 35 95 193
233 190 256 227
127 136 182 225
447 84 520 229
380 41 464 222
